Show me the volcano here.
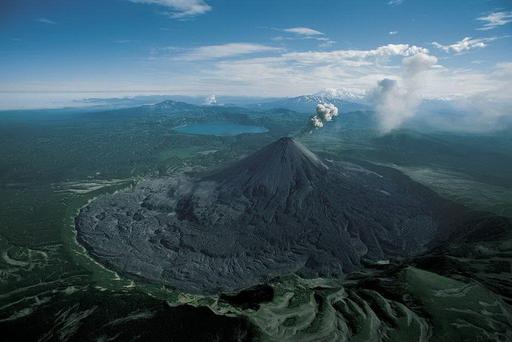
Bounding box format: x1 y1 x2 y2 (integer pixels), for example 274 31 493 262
76 137 470 294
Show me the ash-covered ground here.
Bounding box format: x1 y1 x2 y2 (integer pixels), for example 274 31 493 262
76 137 470 294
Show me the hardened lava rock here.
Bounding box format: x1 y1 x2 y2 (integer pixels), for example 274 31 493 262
76 137 468 294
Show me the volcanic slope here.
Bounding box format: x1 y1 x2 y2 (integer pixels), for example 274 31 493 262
76 137 470 294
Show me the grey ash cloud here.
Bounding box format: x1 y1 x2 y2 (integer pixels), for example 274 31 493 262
370 52 437 133
310 103 339 129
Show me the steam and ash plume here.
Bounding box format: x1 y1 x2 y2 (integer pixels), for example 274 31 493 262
204 94 217 105
370 52 437 133
310 103 339 128
294 102 340 137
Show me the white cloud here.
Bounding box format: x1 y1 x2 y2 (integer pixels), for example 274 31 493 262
412 63 512 132
477 11 512 30
402 52 438 77
129 0 211 18
432 37 497 53
389 31 398 35
173 43 281 60
317 38 335 48
278 27 334 48
279 44 429 64
36 18 56 24
388 0 404 6
283 27 324 36
180 44 432 98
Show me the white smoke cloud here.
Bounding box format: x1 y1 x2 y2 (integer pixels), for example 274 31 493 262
310 103 339 129
204 94 216 105
370 52 437 133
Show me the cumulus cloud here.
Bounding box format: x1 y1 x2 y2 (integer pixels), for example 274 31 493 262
129 0 211 18
281 44 429 63
174 43 281 60
432 37 497 53
284 27 324 36
370 52 437 133
477 11 512 30
402 52 438 77
309 103 339 129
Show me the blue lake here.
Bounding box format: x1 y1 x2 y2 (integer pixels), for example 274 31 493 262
173 122 268 136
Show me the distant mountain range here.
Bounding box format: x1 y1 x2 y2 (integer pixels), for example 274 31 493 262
76 95 279 109
62 90 512 133
6 87 509 135
73 88 368 114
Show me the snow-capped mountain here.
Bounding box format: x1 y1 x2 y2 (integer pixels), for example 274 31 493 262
248 88 368 113
314 88 366 101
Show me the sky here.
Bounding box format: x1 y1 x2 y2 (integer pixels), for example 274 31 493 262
1 0 512 108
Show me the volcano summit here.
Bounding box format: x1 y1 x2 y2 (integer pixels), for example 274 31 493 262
76 137 469 294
